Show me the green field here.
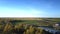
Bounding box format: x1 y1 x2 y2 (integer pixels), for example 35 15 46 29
0 18 60 25
0 18 60 34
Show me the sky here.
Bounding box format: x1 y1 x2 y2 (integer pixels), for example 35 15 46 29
0 0 60 17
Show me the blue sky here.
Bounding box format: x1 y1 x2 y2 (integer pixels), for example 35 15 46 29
0 0 60 17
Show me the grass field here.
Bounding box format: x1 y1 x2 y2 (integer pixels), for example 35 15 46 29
0 18 60 34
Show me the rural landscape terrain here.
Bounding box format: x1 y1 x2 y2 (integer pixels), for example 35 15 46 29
0 18 60 34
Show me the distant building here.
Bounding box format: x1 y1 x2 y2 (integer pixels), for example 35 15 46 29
54 22 60 27
53 22 60 30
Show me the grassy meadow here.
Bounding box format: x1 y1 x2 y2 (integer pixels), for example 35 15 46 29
0 18 60 34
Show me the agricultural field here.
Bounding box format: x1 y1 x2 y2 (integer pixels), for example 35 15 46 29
0 18 60 34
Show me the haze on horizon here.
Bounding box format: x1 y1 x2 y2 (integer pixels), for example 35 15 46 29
0 0 60 18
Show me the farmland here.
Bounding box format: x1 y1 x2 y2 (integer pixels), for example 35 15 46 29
0 18 60 34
